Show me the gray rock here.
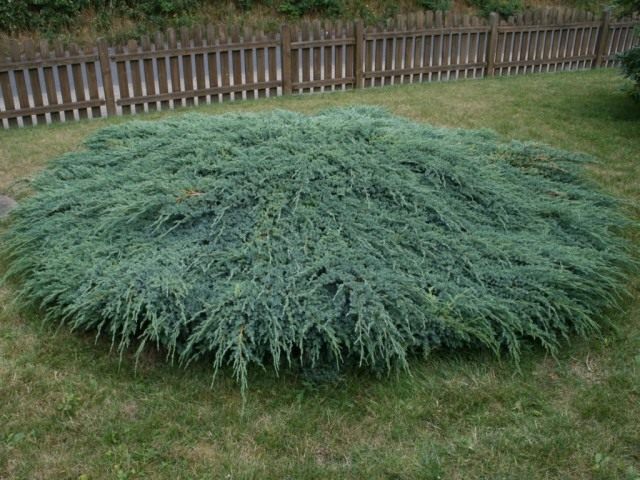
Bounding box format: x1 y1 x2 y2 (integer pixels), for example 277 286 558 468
0 195 17 218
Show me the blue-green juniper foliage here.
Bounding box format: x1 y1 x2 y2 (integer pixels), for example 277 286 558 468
1 108 631 390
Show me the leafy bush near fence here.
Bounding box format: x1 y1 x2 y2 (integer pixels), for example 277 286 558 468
0 0 518 34
614 0 640 15
619 46 640 100
277 0 344 17
416 0 452 12
615 0 639 101
0 0 88 33
469 0 524 18
0 0 389 33
0 0 206 33
1 108 632 391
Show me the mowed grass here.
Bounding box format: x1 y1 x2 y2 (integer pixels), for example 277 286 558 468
1 69 639 480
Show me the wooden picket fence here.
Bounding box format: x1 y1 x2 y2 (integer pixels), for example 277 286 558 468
0 7 638 128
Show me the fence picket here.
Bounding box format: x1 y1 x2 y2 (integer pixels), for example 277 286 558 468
10 41 29 126
40 41 59 123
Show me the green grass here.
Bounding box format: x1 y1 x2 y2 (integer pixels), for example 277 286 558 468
1 69 639 479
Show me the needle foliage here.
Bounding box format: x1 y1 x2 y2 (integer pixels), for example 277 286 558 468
1 108 632 390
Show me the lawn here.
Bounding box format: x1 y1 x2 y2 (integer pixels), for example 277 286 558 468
1 69 639 480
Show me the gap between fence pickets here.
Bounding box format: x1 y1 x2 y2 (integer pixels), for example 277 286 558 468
0 7 638 128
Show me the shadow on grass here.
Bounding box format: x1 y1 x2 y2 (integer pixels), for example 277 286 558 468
568 82 640 123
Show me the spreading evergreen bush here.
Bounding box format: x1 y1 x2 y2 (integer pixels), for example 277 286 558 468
1 108 632 390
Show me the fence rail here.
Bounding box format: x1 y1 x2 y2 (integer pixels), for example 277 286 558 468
0 7 638 129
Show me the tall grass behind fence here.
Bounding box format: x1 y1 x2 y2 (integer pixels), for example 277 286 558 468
0 7 638 129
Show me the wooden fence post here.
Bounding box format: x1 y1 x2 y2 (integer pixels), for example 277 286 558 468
354 20 364 89
485 12 499 77
97 38 116 116
280 25 292 95
594 8 611 68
